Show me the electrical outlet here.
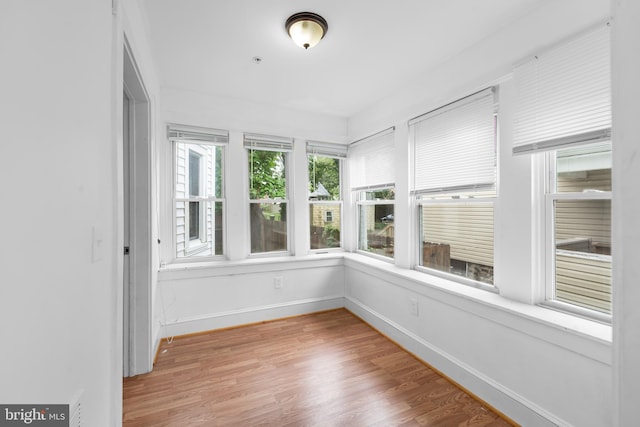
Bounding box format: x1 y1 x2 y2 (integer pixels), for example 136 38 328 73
274 276 283 289
410 297 419 316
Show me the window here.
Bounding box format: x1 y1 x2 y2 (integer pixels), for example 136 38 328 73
547 144 612 315
349 128 395 259
410 88 497 287
356 188 395 257
513 22 612 317
245 134 293 255
307 141 346 251
188 149 204 241
169 124 226 259
325 211 333 223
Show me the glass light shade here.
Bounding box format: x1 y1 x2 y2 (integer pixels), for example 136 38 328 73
285 13 328 50
288 20 324 49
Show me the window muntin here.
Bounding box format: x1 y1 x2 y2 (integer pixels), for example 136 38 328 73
356 188 395 258
547 143 612 315
248 147 289 254
308 154 342 250
174 141 225 258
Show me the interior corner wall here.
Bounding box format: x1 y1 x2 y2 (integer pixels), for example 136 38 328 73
0 2 119 426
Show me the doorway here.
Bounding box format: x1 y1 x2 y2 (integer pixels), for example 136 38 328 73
123 40 153 377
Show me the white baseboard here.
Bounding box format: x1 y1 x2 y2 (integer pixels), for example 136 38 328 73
161 296 345 338
344 297 569 427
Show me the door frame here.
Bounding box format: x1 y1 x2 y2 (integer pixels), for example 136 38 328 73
123 38 153 377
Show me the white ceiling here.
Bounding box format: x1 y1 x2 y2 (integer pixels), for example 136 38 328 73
140 0 549 119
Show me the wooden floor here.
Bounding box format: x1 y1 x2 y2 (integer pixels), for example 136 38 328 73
123 309 514 426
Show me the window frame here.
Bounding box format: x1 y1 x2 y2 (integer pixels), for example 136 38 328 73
354 186 395 261
542 149 612 322
245 135 293 257
415 193 497 292
185 145 208 253
170 127 227 262
307 147 345 253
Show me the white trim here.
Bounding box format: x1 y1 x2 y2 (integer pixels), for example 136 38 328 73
167 123 229 144
306 140 348 158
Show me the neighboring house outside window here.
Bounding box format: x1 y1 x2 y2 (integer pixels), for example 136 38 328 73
307 141 346 251
410 88 497 288
245 134 293 255
169 124 226 259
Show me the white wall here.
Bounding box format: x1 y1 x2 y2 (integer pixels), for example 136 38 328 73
158 258 345 337
348 0 611 141
0 1 119 425
0 1 160 425
611 0 640 425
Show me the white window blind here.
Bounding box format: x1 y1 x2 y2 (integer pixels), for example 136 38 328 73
513 22 611 154
306 141 348 158
348 127 395 190
244 133 294 152
168 124 228 144
411 88 496 194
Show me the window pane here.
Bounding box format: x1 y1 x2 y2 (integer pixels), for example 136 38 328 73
310 204 341 249
250 202 287 253
189 201 200 240
554 199 611 313
363 189 394 201
556 143 611 192
249 149 286 199
420 202 494 285
214 145 224 198
178 142 223 199
176 201 224 258
189 150 201 196
308 155 340 200
358 204 394 257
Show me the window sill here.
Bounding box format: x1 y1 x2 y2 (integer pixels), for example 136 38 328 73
158 252 345 281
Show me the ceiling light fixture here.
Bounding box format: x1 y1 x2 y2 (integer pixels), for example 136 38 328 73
285 12 328 50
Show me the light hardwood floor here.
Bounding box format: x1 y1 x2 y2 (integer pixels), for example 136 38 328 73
123 309 514 426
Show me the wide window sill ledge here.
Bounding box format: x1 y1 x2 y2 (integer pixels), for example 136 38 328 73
158 252 345 281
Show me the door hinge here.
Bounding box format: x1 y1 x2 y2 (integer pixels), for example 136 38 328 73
124 246 130 255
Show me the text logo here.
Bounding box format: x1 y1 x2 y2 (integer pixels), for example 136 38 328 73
0 405 68 426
